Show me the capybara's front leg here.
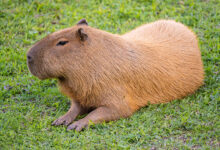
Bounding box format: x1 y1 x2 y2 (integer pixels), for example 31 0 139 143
67 105 132 131
52 100 83 126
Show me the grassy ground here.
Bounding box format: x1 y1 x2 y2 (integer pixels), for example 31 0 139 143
0 0 219 149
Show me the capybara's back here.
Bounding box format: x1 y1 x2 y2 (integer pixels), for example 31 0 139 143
122 20 204 109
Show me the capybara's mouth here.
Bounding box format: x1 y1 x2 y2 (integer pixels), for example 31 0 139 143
27 61 36 75
27 61 47 80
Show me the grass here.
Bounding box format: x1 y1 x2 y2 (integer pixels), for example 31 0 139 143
0 0 219 149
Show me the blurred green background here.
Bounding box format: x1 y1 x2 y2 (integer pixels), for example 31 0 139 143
0 0 219 149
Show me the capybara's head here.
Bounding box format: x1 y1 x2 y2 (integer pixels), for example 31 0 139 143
27 19 90 80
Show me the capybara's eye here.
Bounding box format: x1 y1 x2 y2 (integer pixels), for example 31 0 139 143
56 41 69 46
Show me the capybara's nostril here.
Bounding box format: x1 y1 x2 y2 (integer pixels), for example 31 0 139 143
27 55 33 62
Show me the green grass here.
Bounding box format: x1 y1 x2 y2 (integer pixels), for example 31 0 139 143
0 0 219 149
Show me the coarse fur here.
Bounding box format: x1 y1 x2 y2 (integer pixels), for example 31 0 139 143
27 19 204 131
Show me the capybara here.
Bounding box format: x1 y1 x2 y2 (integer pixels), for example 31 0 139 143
27 19 204 131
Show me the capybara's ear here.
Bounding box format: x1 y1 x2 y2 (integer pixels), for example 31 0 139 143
77 19 88 26
77 28 88 41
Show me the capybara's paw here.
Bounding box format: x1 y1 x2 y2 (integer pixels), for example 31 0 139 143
52 114 75 126
67 119 88 131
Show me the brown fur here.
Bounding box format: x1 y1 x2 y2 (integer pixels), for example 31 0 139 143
27 19 204 131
